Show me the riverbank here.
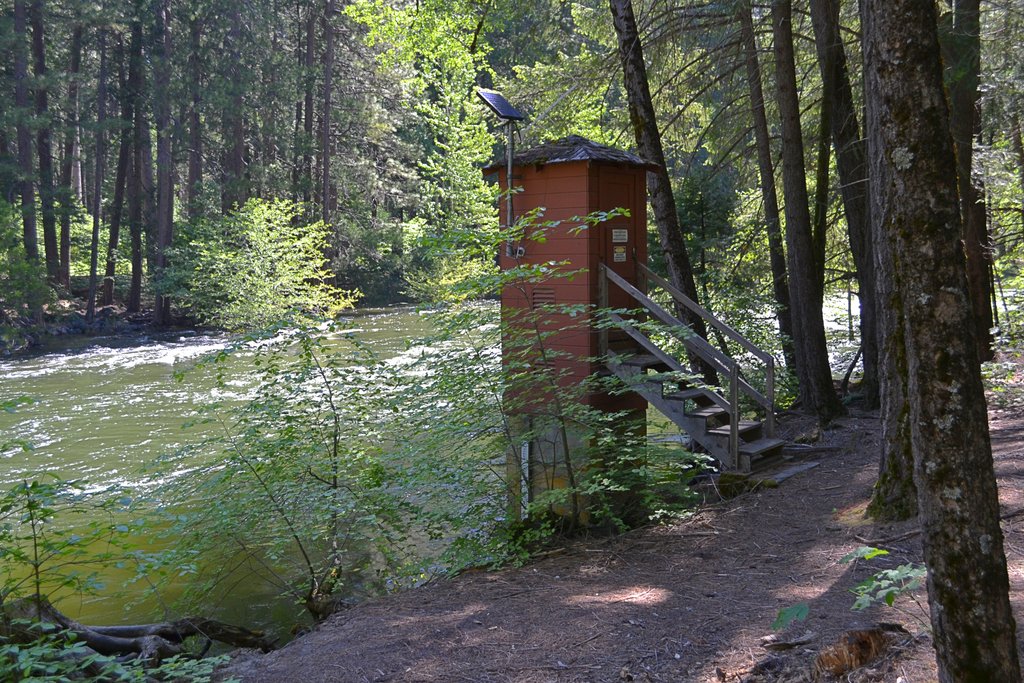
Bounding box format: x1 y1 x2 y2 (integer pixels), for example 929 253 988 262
219 388 1024 682
0 301 155 356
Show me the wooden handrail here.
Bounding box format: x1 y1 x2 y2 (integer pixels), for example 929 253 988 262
606 314 731 413
599 263 776 436
601 266 770 410
637 262 773 365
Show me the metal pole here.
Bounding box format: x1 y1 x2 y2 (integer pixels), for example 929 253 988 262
506 120 514 252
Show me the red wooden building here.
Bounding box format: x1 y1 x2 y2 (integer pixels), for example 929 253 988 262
486 135 654 515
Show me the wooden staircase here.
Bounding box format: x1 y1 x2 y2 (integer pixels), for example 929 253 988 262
598 262 785 472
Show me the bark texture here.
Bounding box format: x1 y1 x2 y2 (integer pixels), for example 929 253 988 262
152 0 174 325
222 5 246 213
127 12 146 313
809 0 879 408
85 31 108 323
13 0 39 264
736 0 796 372
321 0 335 223
942 0 994 361
103 38 133 307
57 23 83 288
608 0 714 383
771 0 842 422
29 0 59 281
864 0 1020 678
186 13 203 219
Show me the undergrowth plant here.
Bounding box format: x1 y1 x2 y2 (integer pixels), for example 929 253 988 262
772 546 929 632
841 546 929 630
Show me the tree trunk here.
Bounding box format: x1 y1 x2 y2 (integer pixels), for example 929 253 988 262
864 14 916 518
736 1 796 372
127 12 146 313
186 11 203 219
221 5 246 214
771 0 842 422
321 0 335 223
57 23 82 288
941 0 994 361
809 0 879 408
0 130 13 204
608 0 715 384
13 0 39 265
103 37 133 307
810 87 830 303
85 30 108 324
152 0 174 325
1013 116 1024 222
29 0 58 282
864 1 1021 678
304 7 315 206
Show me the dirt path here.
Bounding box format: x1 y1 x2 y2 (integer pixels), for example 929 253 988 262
222 402 1024 683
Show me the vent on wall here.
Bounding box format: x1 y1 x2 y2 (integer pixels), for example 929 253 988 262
532 288 556 307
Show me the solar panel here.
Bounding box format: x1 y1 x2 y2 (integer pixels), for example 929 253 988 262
476 90 525 121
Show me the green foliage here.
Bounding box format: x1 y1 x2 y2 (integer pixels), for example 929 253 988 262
0 624 230 682
162 199 356 330
849 563 927 610
350 0 498 299
842 547 927 613
0 202 48 327
772 602 809 630
840 545 891 563
158 322 410 620
0 478 137 607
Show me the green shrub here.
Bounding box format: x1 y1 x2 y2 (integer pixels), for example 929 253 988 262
162 199 356 330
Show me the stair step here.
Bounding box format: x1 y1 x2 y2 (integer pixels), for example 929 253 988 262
739 437 787 456
618 354 669 370
664 388 709 401
707 421 761 437
686 406 728 420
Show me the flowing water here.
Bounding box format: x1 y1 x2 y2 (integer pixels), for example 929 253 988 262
0 307 438 635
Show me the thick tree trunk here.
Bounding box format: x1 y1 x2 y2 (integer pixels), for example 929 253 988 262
809 0 879 408
13 0 39 265
863 13 916 518
85 31 108 323
771 0 842 422
736 1 796 372
186 12 203 219
152 0 174 325
127 13 146 313
103 38 133 307
29 0 58 282
608 0 715 385
57 24 82 288
941 0 993 361
864 1 1021 678
321 0 335 223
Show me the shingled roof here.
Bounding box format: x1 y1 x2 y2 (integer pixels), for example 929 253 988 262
484 135 657 171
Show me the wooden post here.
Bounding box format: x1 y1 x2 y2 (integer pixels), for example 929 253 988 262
597 262 609 357
729 363 740 470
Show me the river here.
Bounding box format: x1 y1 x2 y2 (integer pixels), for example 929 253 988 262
0 307 441 636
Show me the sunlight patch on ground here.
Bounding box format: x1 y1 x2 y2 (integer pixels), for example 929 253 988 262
832 501 872 529
565 585 672 606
